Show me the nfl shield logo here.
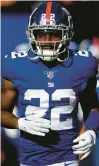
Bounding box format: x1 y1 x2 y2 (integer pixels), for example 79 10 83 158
47 71 54 79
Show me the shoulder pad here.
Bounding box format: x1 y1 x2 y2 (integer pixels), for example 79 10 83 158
74 50 89 57
4 51 28 59
1 51 28 81
74 50 97 68
73 50 98 77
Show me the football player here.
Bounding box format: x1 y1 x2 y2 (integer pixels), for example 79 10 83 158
1 2 99 166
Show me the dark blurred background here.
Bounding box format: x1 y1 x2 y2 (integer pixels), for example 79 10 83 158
1 1 99 42
1 1 99 166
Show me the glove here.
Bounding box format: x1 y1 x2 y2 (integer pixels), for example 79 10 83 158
18 115 51 136
72 130 96 160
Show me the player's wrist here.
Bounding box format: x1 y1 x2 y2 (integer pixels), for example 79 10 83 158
18 117 26 131
87 130 96 145
12 117 19 129
15 120 19 129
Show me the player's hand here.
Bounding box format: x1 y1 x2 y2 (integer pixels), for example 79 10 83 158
18 115 51 136
72 130 96 160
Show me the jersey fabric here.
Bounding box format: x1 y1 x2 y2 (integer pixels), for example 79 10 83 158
1 50 97 166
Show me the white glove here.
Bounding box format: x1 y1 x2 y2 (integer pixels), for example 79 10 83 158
18 115 51 136
72 130 96 160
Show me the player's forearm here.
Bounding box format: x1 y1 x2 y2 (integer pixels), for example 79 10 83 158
78 121 86 136
1 110 19 129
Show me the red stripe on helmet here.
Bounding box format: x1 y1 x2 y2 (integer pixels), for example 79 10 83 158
46 1 52 24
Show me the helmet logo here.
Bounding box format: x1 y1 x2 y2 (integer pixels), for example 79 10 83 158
40 13 55 25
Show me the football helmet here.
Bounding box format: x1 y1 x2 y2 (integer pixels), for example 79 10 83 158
26 1 74 61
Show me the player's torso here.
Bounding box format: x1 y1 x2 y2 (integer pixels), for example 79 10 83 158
16 55 80 164
2 51 96 165
15 54 86 126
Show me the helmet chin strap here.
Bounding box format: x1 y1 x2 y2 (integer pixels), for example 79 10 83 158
27 48 69 62
27 47 56 61
27 42 69 62
57 49 69 62
35 41 68 62
27 45 39 60
37 49 57 61
27 39 69 62
57 54 69 62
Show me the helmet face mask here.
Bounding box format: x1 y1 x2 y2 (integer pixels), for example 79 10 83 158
26 2 74 61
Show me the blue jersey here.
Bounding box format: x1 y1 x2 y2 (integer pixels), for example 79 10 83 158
2 50 97 166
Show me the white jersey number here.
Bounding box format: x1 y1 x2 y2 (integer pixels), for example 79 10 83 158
24 89 76 130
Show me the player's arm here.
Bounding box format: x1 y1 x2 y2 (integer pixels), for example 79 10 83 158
1 78 51 136
79 76 99 122
79 76 99 132
1 78 19 129
72 76 99 160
